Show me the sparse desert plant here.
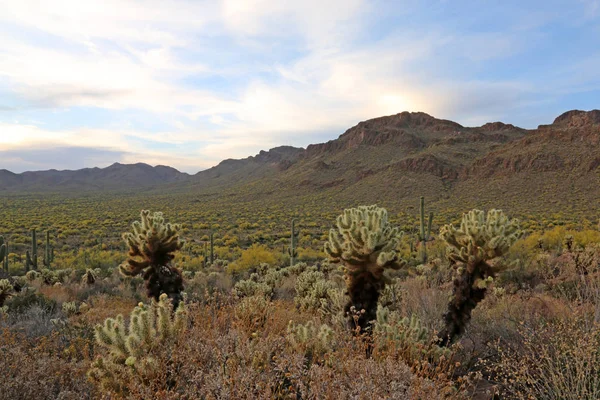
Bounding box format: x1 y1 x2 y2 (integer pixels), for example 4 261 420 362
120 210 185 308
324 205 406 332
438 209 522 346
88 293 187 395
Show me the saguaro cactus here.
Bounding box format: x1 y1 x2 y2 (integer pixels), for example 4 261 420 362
209 231 214 266
418 196 434 264
325 205 405 333
120 210 185 308
0 236 7 273
43 231 54 268
437 209 521 346
289 218 299 267
29 229 38 270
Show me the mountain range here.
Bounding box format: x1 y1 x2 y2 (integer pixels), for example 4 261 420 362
1 110 599 215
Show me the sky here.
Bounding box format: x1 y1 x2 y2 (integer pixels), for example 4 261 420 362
0 0 599 173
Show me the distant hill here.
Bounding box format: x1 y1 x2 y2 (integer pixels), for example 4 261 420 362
0 162 189 192
1 110 599 216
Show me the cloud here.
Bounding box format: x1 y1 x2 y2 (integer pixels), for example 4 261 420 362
0 0 598 173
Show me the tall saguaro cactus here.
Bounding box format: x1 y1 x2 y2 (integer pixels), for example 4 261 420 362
418 196 434 264
325 205 406 333
43 231 54 268
120 210 185 308
289 218 299 267
25 229 38 271
437 209 521 346
0 236 8 273
209 231 214 266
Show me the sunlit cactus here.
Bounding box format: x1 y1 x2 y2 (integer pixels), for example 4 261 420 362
88 294 187 394
437 209 522 346
120 210 185 308
0 279 14 307
324 205 406 333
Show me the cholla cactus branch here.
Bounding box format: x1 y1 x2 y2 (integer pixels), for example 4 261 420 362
438 209 521 346
325 205 406 333
120 210 185 308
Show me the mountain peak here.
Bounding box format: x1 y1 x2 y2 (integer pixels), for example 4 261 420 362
552 109 600 127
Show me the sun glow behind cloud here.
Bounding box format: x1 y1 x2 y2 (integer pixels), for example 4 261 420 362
0 0 598 172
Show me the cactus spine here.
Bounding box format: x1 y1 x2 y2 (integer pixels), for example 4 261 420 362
120 210 185 308
418 197 434 264
437 209 522 346
324 205 406 333
289 218 299 267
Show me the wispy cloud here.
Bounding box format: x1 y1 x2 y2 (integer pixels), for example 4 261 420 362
0 0 598 173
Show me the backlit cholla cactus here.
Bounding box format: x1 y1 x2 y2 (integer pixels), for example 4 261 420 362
438 209 521 346
88 294 187 394
82 268 98 285
120 210 184 308
286 320 335 364
374 305 450 362
0 279 14 307
325 205 405 333
294 270 337 312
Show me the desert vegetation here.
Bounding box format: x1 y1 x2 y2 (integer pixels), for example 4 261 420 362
1 195 600 399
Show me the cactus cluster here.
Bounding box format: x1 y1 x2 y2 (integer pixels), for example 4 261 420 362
88 294 187 394
294 270 337 312
325 205 405 332
437 209 522 346
120 210 185 308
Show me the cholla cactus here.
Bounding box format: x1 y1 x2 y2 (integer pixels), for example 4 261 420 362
438 209 521 346
324 205 406 332
286 320 335 364
62 301 78 317
233 275 273 298
0 279 14 307
120 210 185 308
88 294 187 394
374 306 450 362
294 270 337 312
82 268 97 285
25 270 40 282
41 269 57 285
